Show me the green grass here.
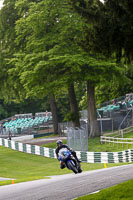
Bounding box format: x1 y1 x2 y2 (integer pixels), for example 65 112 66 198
106 131 133 139
0 145 129 186
75 179 133 200
41 133 133 152
123 132 133 138
88 137 133 152
88 132 133 152
1 131 133 186
42 139 67 148
0 145 71 186
35 133 58 139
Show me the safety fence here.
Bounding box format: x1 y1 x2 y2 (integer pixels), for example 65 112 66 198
67 126 88 152
1 138 133 163
100 136 133 149
119 126 133 136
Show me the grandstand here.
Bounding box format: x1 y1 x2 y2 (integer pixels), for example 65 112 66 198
0 112 52 136
97 94 133 118
80 93 133 133
1 94 133 137
97 104 120 118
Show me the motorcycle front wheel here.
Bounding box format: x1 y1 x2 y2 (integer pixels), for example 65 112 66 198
67 161 78 174
77 163 82 173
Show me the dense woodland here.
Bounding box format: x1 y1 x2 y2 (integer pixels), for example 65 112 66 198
0 0 133 137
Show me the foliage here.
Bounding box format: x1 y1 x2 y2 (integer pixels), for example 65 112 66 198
69 0 133 63
0 0 22 101
0 98 50 120
0 0 133 125
9 0 122 100
8 0 83 99
0 104 8 119
64 111 77 122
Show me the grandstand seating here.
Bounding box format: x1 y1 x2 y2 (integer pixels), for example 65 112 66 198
3 114 52 134
97 100 133 118
97 104 120 117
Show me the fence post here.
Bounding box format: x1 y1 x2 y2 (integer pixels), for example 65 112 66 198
120 130 123 138
117 138 119 148
8 128 11 140
100 117 103 136
132 108 133 126
80 128 82 151
63 123 64 135
112 118 114 133
100 136 102 144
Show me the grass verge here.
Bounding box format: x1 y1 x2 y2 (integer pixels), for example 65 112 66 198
75 179 133 200
42 131 133 152
0 146 129 186
1 131 133 186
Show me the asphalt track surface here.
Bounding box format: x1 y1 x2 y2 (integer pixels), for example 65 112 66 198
0 164 133 200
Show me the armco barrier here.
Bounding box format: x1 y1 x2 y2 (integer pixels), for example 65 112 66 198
0 138 133 163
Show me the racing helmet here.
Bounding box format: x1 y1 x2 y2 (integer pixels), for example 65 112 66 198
56 140 63 146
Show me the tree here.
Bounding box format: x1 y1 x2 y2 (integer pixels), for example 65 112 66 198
0 0 60 133
104 0 133 63
68 0 130 137
9 0 87 129
0 0 20 100
1 0 126 138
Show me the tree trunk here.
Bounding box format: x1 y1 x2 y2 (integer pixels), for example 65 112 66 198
50 95 58 134
68 83 80 128
87 80 100 137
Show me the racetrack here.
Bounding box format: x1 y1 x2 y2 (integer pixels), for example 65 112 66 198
0 164 133 200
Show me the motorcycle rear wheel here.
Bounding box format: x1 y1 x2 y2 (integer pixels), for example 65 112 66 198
78 168 82 173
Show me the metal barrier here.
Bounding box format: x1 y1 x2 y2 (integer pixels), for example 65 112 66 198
100 136 133 149
119 108 133 132
67 126 88 151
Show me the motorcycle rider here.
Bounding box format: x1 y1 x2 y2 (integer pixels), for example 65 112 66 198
55 140 81 169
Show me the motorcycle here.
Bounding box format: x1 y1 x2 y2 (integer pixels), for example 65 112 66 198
58 148 82 174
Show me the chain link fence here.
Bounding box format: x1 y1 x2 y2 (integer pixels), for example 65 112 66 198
80 107 133 135
67 125 88 152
